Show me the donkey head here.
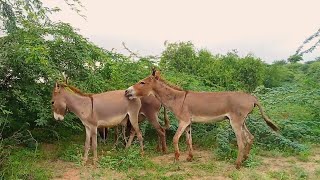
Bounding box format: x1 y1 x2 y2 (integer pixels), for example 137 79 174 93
51 82 68 120
125 68 161 99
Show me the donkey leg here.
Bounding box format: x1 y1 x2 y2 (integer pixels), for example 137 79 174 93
242 123 254 162
146 112 167 153
173 120 190 162
83 126 91 165
91 128 98 165
163 107 170 129
122 125 128 145
97 128 106 144
185 124 193 161
114 126 119 146
126 128 136 149
230 115 245 169
128 113 144 155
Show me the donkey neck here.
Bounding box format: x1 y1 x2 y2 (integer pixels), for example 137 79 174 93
152 81 186 111
63 89 92 120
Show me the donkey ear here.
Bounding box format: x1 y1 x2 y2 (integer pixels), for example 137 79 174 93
54 82 60 92
154 70 161 80
65 76 69 85
151 67 157 76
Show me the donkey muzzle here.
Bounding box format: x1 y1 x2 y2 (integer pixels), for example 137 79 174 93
125 87 135 100
54 112 64 121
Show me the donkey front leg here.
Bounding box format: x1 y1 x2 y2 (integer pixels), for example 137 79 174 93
91 127 98 165
173 120 190 162
128 113 144 155
185 124 193 161
83 126 91 165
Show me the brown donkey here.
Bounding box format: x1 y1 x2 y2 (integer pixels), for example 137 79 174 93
51 82 147 165
98 97 170 152
125 69 278 169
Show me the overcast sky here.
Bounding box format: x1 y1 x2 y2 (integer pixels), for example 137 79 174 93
47 0 320 63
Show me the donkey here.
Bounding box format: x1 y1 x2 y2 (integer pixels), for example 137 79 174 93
125 69 278 169
98 97 170 151
51 82 149 165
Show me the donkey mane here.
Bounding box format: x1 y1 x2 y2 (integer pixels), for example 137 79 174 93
59 83 93 97
158 78 184 91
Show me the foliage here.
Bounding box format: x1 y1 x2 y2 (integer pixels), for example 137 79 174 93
0 0 320 174
295 27 320 56
0 0 83 33
160 42 270 92
0 20 115 133
288 54 303 63
263 63 294 87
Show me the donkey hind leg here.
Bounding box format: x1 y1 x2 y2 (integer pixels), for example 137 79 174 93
128 113 144 155
98 128 107 144
114 126 119 145
242 123 254 162
173 120 190 162
83 126 91 165
91 127 98 165
111 126 121 149
122 125 128 145
185 124 193 161
126 127 136 149
145 112 167 153
229 115 246 169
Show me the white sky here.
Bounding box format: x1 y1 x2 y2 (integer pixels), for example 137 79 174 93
46 0 320 63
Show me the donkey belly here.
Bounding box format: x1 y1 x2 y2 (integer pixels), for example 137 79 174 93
97 114 127 128
192 114 229 123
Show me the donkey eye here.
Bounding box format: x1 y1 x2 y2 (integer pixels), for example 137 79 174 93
51 101 54 105
140 81 145 85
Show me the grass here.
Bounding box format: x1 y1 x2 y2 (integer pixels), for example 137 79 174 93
268 170 290 180
2 132 320 180
315 168 320 178
2 148 52 179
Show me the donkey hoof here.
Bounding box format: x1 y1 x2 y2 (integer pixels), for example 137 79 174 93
82 160 87 166
93 158 98 165
243 155 249 162
186 155 193 162
163 148 168 154
156 145 161 152
140 151 145 157
174 152 180 160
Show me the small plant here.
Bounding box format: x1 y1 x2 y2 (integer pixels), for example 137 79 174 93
59 143 83 165
99 146 148 171
269 171 290 180
315 168 320 178
243 153 262 168
297 150 311 162
292 166 308 180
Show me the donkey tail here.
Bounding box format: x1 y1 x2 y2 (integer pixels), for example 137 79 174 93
163 107 170 129
254 100 279 132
